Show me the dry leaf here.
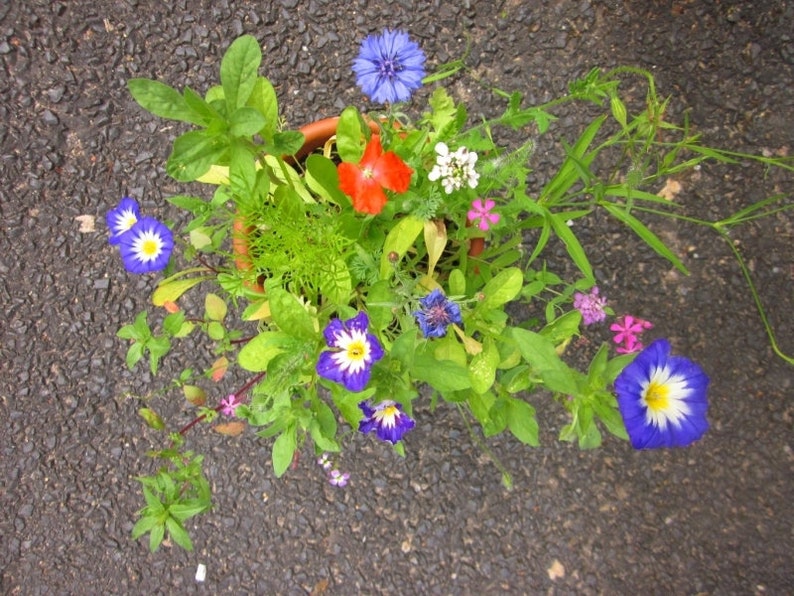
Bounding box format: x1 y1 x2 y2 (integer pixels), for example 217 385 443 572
214 421 245 436
75 214 96 232
210 356 229 382
547 559 565 581
310 578 329 596
657 178 682 201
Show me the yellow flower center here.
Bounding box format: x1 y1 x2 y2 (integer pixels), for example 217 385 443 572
346 340 367 361
141 239 159 257
643 380 670 412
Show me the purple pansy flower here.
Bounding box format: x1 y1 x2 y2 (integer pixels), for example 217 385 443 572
316 312 384 392
117 216 174 274
358 400 415 444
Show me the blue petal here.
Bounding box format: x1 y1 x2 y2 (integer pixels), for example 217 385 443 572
323 318 346 347
346 311 370 333
316 351 345 384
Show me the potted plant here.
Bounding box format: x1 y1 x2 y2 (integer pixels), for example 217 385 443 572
107 31 792 552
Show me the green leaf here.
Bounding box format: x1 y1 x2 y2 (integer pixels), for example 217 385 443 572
148 522 165 553
336 106 364 162
237 331 298 372
319 257 352 306
541 114 605 204
127 79 200 124
506 398 539 446
268 286 318 341
131 515 160 540
246 76 279 141
379 215 425 280
166 130 228 182
272 425 297 478
204 293 227 321
267 130 305 157
411 353 471 394
229 106 267 137
305 154 347 205
448 268 466 296
510 328 579 395
477 267 523 311
220 35 261 110
165 516 194 551
152 275 212 306
425 87 457 135
468 337 500 394
600 201 688 274
547 212 593 280
139 407 166 431
125 342 144 370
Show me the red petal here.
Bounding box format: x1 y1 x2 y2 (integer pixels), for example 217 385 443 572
338 162 363 198
360 135 384 168
373 151 413 193
351 178 388 214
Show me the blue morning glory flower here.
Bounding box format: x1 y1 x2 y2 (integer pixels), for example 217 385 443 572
106 196 141 245
316 312 384 392
352 29 426 105
118 217 174 274
614 339 709 449
358 400 415 444
413 289 462 338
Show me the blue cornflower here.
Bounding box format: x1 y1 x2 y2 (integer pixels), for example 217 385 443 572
358 400 415 444
316 312 384 392
118 216 174 274
106 196 141 245
413 289 462 338
614 339 709 449
352 29 426 104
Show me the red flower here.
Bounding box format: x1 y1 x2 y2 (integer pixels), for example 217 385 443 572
337 136 413 215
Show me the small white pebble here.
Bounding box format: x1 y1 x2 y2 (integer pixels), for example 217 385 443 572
195 563 207 582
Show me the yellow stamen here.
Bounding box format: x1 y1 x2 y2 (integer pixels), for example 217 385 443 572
142 239 159 256
643 380 670 412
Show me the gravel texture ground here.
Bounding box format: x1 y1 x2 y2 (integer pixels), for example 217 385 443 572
1 0 792 593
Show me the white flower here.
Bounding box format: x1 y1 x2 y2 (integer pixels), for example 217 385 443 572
427 142 479 194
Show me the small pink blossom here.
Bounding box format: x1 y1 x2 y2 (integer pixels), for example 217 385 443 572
317 453 332 471
467 199 500 231
329 469 350 487
610 315 653 354
219 394 241 417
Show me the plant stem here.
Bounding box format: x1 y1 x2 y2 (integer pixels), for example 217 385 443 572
177 371 267 436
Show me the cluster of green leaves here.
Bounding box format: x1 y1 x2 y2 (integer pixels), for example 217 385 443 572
132 437 211 552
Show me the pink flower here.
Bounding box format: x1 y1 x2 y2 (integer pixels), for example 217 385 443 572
610 315 653 354
329 469 350 487
573 286 608 325
467 199 500 231
219 394 241 417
